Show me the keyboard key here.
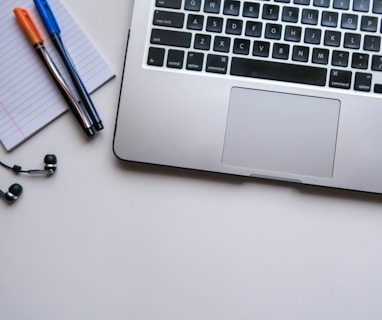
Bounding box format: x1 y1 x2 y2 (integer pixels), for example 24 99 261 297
147 47 165 66
292 45 310 62
312 48 329 64
354 72 372 91
206 16 224 32
204 0 222 13
294 0 310 5
352 53 369 69
223 1 241 15
304 28 321 44
262 4 280 20
151 29 192 48
233 39 251 55
187 14 204 30
186 52 204 71
332 50 349 67
273 43 290 59
374 84 382 93
324 30 341 47
243 2 260 18
302 9 319 25
321 11 338 27
226 19 243 35
167 50 185 68
265 23 282 40
282 6 299 23
153 10 184 28
329 69 352 89
194 34 212 50
333 0 350 10
284 26 302 42
253 41 270 57
206 54 229 73
344 33 361 49
213 36 231 52
313 0 330 7
372 0 382 13
353 0 370 12
364 35 381 52
361 16 378 32
230 58 327 86
245 21 262 37
341 14 358 29
156 0 182 9
185 0 202 11
372 55 382 71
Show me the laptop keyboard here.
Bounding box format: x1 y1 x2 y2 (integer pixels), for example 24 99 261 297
147 0 382 93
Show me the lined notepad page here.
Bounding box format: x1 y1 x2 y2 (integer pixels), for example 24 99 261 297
0 0 114 151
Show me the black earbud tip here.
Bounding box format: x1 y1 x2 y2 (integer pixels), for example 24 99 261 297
44 154 57 165
4 183 23 203
9 183 23 196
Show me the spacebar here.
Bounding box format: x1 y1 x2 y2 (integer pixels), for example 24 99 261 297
230 58 327 86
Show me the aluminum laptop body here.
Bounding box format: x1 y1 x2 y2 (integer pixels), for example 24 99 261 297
114 0 382 194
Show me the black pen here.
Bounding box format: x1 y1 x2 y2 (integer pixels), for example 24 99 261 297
14 8 95 137
34 0 104 131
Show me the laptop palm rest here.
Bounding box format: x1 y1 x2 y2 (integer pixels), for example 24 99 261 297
222 88 341 178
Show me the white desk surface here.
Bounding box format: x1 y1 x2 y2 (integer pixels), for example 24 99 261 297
1 1 382 319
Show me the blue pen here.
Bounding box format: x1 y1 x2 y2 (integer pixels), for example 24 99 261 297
33 0 104 131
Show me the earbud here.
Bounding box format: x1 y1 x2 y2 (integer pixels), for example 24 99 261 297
0 183 23 203
0 154 57 175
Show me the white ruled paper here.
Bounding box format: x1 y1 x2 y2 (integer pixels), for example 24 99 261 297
0 0 114 151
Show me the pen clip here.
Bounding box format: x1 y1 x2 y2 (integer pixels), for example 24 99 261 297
14 8 44 45
33 0 61 35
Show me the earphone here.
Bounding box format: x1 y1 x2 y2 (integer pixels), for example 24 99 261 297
0 154 57 204
0 183 23 204
0 154 57 175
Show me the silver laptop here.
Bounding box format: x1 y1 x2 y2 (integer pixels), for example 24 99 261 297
114 0 382 194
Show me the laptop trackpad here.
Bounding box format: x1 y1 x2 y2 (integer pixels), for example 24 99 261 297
222 88 340 178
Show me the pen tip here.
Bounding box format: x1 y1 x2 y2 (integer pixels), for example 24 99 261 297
85 127 95 137
94 122 104 131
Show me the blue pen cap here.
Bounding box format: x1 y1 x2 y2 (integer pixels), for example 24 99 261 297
33 0 61 35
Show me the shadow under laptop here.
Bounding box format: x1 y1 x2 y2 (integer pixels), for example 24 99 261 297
114 158 382 206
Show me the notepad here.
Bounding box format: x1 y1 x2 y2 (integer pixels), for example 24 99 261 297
0 0 114 151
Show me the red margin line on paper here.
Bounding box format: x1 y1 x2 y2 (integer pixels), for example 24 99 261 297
0 102 26 140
